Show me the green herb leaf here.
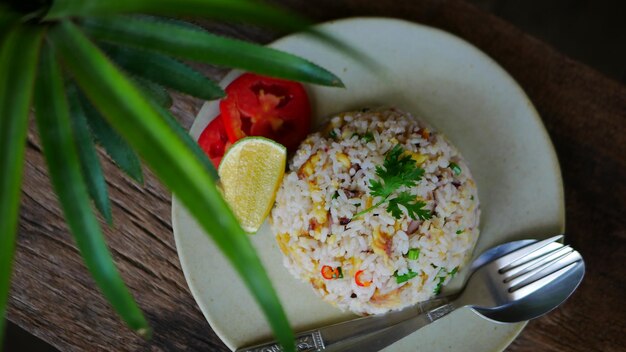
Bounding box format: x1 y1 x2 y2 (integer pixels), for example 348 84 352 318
370 145 424 199
449 162 462 175
100 42 224 101
332 191 339 199
361 132 374 143
355 145 426 219
67 84 113 224
395 270 419 284
407 248 420 260
79 93 144 184
50 21 294 351
329 129 338 139
456 229 463 235
0 25 43 346
34 42 149 335
83 16 343 87
386 191 431 220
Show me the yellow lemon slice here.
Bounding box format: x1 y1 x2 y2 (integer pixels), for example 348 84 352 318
218 137 287 233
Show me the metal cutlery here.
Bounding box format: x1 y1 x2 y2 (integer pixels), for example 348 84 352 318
236 235 584 352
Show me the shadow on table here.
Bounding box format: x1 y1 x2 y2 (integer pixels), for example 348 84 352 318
4 322 58 352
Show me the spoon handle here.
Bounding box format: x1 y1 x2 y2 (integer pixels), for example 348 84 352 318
325 302 458 352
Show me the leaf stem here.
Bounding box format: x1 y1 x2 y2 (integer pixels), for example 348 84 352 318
352 198 388 219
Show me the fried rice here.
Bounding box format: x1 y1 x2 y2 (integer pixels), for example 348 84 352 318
270 108 480 315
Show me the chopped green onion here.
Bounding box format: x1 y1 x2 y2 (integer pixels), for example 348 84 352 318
395 270 419 284
434 277 445 294
329 129 338 139
361 132 374 143
351 132 359 139
407 248 420 260
456 229 463 235
332 191 339 199
470 195 474 201
336 266 343 279
449 162 462 175
354 203 361 207
449 267 459 277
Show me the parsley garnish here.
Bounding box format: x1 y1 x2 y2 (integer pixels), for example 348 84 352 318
361 132 374 143
353 145 432 220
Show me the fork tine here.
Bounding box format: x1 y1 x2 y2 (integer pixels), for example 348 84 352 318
497 235 563 271
509 250 583 294
503 245 573 283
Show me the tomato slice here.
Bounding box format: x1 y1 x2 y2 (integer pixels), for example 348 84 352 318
197 115 231 168
220 73 311 151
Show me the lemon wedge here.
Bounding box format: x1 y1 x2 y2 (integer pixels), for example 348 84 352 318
218 137 287 233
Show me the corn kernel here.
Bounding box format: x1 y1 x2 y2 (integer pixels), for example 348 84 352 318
403 151 428 165
336 152 351 168
314 203 327 224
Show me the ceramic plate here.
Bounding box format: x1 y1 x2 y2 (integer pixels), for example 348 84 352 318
172 18 564 351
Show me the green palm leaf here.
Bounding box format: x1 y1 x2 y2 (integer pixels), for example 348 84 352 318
151 103 219 181
45 0 312 32
83 16 343 87
34 42 149 335
67 84 113 224
79 94 145 184
100 43 225 101
132 76 173 108
49 20 294 351
0 24 43 346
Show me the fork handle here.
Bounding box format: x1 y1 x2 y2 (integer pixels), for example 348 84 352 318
235 298 451 352
325 303 458 352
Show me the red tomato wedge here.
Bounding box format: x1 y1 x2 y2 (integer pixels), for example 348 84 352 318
220 73 311 151
197 115 231 168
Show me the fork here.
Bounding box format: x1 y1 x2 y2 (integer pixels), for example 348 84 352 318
237 235 584 352
325 235 584 352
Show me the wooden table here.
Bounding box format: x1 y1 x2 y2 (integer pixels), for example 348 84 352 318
9 1 625 351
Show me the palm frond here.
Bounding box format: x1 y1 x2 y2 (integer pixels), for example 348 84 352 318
34 42 150 335
100 43 225 101
79 93 145 184
45 0 312 32
0 24 44 346
132 76 173 108
83 16 343 87
49 20 294 351
67 84 113 224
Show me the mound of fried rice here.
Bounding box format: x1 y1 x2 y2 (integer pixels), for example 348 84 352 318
270 108 480 315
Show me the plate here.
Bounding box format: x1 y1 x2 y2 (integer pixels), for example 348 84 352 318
172 17 564 351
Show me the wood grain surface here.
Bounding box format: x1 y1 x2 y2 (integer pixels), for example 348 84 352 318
8 0 625 351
